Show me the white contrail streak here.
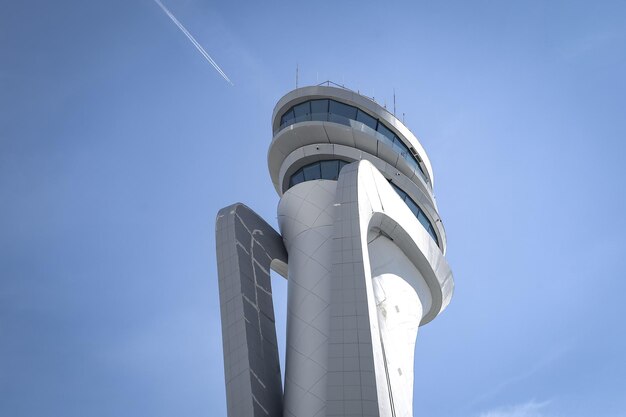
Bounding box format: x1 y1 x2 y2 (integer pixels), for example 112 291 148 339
153 0 233 85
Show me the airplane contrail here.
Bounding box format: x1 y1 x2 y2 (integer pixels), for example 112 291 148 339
153 0 233 85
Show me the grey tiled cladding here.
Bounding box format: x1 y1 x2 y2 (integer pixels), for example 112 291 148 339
216 203 287 417
326 163 382 417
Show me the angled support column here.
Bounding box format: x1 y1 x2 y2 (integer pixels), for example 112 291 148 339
216 203 288 417
326 161 454 417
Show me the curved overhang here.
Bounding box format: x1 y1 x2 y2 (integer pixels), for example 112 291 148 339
268 121 432 201
277 143 447 254
271 85 435 187
334 160 453 325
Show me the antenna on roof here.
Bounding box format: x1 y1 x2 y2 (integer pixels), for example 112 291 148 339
403 112 405 124
296 63 299 88
393 88 396 115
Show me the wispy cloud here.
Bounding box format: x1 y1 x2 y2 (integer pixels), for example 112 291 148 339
478 400 553 417
153 0 234 85
467 343 572 410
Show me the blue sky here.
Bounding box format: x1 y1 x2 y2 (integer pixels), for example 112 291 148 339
1 0 625 416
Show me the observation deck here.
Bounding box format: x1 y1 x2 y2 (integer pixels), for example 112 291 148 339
268 84 448 254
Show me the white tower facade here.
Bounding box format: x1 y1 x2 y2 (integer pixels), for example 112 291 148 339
216 85 454 417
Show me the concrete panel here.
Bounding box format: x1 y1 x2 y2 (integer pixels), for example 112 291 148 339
294 123 330 146
376 141 400 168
216 203 288 417
324 122 356 147
353 129 379 156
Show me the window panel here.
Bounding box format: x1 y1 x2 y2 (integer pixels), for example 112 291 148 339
405 198 420 218
321 160 340 180
310 99 329 121
417 210 430 230
356 109 378 131
328 100 357 125
289 170 305 187
279 101 427 187
389 182 402 196
293 102 311 123
427 224 439 244
390 181 439 247
391 184 407 201
392 139 406 157
288 161 439 248
405 156 420 172
393 138 411 158
376 123 396 144
417 162 427 178
281 109 295 127
303 163 321 181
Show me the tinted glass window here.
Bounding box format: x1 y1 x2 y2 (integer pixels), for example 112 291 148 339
427 224 438 242
377 123 396 144
310 100 329 121
393 138 411 158
288 160 349 191
281 109 295 127
278 99 431 186
293 102 311 123
389 181 439 247
303 163 321 181
416 162 426 177
392 140 405 156
417 210 430 230
405 198 420 218
321 160 340 180
356 109 377 131
405 157 420 172
290 164 438 247
329 100 357 125
394 186 408 201
290 170 304 187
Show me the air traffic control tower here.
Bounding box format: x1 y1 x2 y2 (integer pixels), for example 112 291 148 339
216 84 454 417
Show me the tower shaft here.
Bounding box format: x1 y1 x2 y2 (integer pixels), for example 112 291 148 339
216 85 454 417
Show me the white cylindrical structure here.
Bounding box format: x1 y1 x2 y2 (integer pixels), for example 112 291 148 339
269 86 454 417
277 180 337 417
369 235 432 417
